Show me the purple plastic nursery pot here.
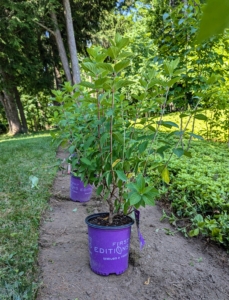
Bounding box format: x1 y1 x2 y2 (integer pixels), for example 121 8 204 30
70 174 93 202
85 213 134 276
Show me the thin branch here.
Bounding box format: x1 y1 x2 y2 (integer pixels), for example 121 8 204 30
152 87 170 144
164 98 202 169
34 21 55 36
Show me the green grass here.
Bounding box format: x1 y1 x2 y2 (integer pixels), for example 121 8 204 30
0 132 57 299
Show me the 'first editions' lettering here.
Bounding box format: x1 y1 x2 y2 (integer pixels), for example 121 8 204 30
93 245 128 255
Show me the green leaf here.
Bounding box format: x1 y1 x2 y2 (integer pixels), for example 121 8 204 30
184 151 192 158
96 185 103 195
129 192 141 205
106 109 114 117
112 159 121 168
194 114 208 121
138 141 148 154
82 62 98 75
189 228 199 237
116 170 127 181
163 12 169 20
148 79 163 88
97 62 113 73
168 130 184 137
107 47 119 59
80 158 91 166
113 133 124 144
167 77 180 87
127 182 136 192
188 133 204 140
178 18 185 25
164 58 180 76
157 120 179 129
29 175 39 189
193 214 204 223
147 125 156 132
161 167 170 184
100 132 109 146
172 148 184 158
114 33 123 44
207 74 218 84
211 228 221 237
124 161 130 172
94 77 109 87
115 35 129 50
114 80 135 90
179 113 189 118
156 145 170 158
139 79 147 88
69 145 75 154
118 51 132 59
144 186 158 196
114 59 130 73
79 81 95 89
87 47 97 58
96 53 108 63
135 199 144 209
196 0 229 43
143 194 155 206
84 136 95 149
105 171 112 186
136 174 145 192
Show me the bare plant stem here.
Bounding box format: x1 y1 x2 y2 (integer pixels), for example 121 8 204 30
152 87 170 144
186 112 196 151
180 113 184 149
108 87 115 224
97 89 101 154
143 86 170 174
164 99 201 169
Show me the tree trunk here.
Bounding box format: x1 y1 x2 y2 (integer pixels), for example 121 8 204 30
54 66 62 90
14 87 28 133
0 68 22 135
0 91 22 135
63 0 81 84
50 10 73 84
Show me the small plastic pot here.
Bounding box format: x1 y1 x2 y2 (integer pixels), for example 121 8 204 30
85 213 134 276
70 174 93 202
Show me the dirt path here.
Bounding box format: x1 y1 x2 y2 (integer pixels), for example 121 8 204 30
37 149 229 300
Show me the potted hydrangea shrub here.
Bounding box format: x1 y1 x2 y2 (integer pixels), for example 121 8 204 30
52 34 184 275
75 35 159 275
51 89 94 203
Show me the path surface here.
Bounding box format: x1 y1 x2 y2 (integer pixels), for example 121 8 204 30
37 149 229 300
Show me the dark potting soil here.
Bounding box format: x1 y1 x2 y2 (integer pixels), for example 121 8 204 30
89 213 133 227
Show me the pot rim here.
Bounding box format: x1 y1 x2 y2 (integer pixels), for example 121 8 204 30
85 212 134 230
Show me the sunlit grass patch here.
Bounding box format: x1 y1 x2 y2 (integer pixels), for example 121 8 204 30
160 110 229 142
0 132 57 299
134 110 229 142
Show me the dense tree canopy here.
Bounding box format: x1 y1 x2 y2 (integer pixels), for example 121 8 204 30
0 0 228 135
0 0 121 134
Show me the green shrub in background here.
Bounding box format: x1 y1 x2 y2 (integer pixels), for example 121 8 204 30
148 140 229 247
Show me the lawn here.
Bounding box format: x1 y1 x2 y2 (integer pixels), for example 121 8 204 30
0 132 57 299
